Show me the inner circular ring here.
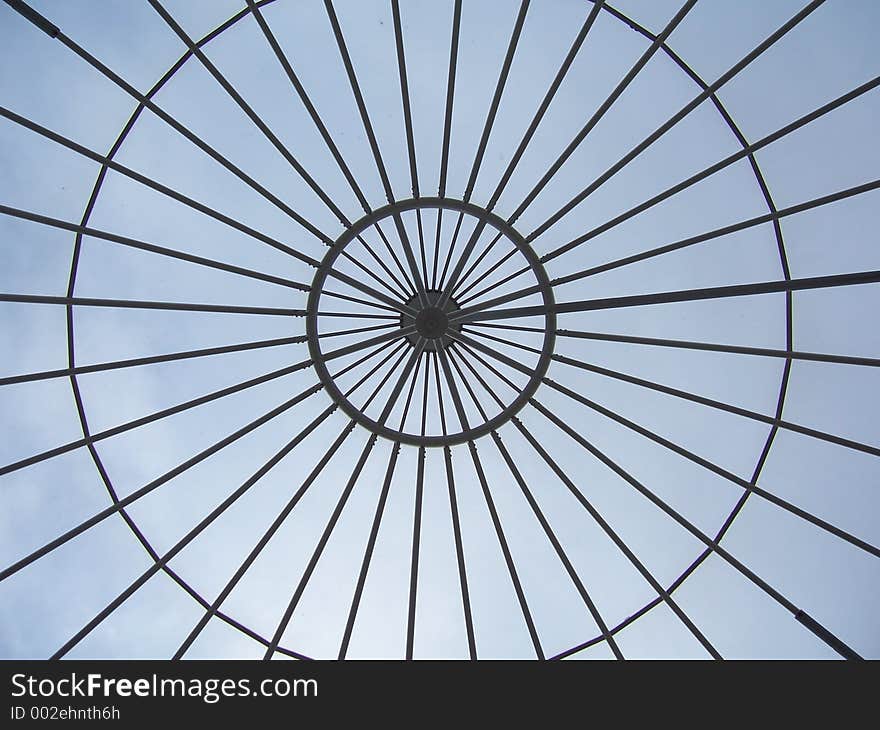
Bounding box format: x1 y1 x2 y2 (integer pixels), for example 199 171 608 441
306 197 556 447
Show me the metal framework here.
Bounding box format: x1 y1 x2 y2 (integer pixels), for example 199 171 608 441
0 0 877 659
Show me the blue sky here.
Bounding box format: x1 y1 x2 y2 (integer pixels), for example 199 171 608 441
0 0 878 659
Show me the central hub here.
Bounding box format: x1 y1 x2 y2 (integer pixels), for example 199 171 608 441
400 290 461 352
415 306 448 339
306 197 555 446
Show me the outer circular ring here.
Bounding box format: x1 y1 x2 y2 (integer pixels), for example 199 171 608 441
306 197 557 447
62 0 795 659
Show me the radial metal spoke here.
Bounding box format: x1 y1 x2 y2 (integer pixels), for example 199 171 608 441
0 292 304 316
436 340 544 659
337 341 411 399
455 177 880 310
458 16 877 312
337 441 400 659
415 209 430 298
0 382 323 585
443 444 477 660
430 353 447 439
457 251 522 306
148 0 350 226
174 420 356 659
528 399 863 660
318 322 398 341
450 230 506 300
436 210 465 293
320 289 401 314
436 0 532 308
323 324 415 363
446 346 500 420
341 239 415 302
447 331 529 385
338 358 422 659
486 0 605 209
429 351 477 658
554 177 880 286
431 0 463 292
0 103 330 250
4 1 333 243
437 219 491 309
530 0 826 241
175 342 416 659
550 525 731 659
462 0 531 202
449 340 734 660
322 0 393 203
447 345 624 658
1 338 402 589
0 105 416 317
555 328 880 368
492 432 624 659
0 334 307 388
323 0 429 306
51 401 340 659
392 0 419 201
545 72 880 259
467 322 543 335
405 357 431 660
377 222 420 294
331 268 417 317
452 268 880 324
459 327 880 458
0 327 414 480
348 234 415 302
316 311 398 320
263 434 377 660
538 377 880 560
510 0 698 223
513 415 722 658
455 245 520 305
263 340 426 658
438 0 462 199
449 344 623 659
385 218 424 300
457 333 880 560
160 565 314 659
244 0 372 213
0 203 310 292
431 208 444 290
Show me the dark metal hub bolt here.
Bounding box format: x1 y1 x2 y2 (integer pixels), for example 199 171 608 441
398 289 463 352
415 306 448 339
